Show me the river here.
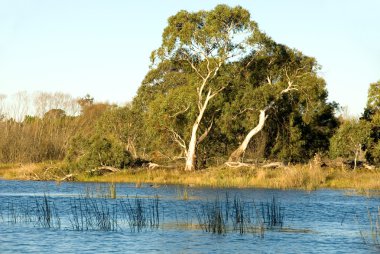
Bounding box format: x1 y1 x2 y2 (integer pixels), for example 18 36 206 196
0 180 379 253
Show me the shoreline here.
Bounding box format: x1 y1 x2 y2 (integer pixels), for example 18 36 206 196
1 163 379 192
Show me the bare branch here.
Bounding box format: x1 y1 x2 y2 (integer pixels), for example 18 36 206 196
181 50 205 80
267 76 272 85
197 119 214 144
168 128 187 155
210 85 226 99
169 104 190 118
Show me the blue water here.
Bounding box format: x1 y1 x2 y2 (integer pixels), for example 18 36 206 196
0 180 379 253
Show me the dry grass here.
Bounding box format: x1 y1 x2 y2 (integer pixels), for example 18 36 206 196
1 162 379 191
0 162 67 181
77 164 380 191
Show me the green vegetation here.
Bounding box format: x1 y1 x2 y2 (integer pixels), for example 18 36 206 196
0 5 379 190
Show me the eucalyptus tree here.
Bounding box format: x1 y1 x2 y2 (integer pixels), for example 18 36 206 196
222 42 337 163
149 5 265 170
330 118 371 169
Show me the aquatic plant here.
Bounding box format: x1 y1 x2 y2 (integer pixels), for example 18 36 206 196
359 207 380 248
68 197 118 231
260 196 284 229
176 186 189 200
195 194 284 236
34 195 61 229
195 197 226 235
109 182 116 199
119 195 160 232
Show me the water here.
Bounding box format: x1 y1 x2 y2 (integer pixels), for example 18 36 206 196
0 180 379 253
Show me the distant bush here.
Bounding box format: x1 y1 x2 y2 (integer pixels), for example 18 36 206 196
66 134 132 171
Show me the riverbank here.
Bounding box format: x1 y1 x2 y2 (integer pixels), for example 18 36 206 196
1 162 379 191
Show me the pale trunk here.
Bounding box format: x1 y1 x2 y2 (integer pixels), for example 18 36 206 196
184 94 211 171
354 144 360 171
184 122 199 171
228 110 267 162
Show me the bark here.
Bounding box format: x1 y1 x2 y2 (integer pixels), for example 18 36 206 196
184 91 213 171
228 110 268 162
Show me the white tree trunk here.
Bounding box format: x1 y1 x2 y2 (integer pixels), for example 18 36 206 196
185 122 199 171
184 91 212 171
227 82 297 163
228 110 267 162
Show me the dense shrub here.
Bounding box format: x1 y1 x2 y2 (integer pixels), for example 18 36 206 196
66 134 133 171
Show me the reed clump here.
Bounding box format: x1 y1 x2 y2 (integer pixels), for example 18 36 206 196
35 194 61 229
68 197 118 231
119 195 160 232
195 194 284 236
1 190 287 237
261 196 284 228
176 186 190 200
196 197 226 234
1 195 61 229
359 207 380 248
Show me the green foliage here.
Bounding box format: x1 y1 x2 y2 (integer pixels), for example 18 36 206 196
66 134 132 171
362 80 380 164
366 81 380 112
329 119 371 160
0 5 341 168
131 4 338 164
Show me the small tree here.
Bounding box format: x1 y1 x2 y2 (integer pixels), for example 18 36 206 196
330 118 371 169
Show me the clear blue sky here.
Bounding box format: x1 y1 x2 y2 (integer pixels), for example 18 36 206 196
0 0 379 115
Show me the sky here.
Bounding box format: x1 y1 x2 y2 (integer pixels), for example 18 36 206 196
0 0 379 116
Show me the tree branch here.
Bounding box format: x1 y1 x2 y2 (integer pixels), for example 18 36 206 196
168 128 187 156
169 104 190 118
197 118 214 144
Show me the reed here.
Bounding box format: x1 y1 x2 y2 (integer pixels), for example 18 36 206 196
109 182 116 199
359 207 380 247
260 196 284 229
195 197 226 235
68 197 118 231
195 194 284 236
119 195 161 232
231 195 245 234
1 190 285 237
34 195 61 229
176 187 189 201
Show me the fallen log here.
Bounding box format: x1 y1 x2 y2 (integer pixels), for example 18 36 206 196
60 174 76 181
148 162 160 169
363 163 375 170
87 166 120 175
225 161 255 168
261 162 285 169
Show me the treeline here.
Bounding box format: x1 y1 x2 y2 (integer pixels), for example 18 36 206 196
0 5 379 171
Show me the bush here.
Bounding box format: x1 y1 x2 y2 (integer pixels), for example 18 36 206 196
66 134 133 171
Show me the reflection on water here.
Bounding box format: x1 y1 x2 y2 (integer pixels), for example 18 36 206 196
0 180 379 253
